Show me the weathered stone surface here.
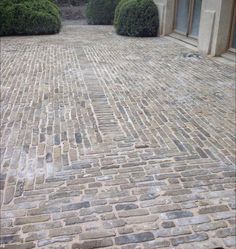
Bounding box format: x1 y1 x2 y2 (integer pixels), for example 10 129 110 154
0 235 21 244
118 209 149 218
139 193 159 201
15 215 50 225
3 242 36 249
115 232 155 245
175 215 210 226
199 205 230 214
171 233 209 246
28 206 60 216
49 225 82 237
223 236 236 247
161 221 175 228
62 201 90 211
193 221 227 232
38 236 72 246
163 189 192 196
1 22 235 249
135 144 149 149
65 215 98 225
15 180 24 197
143 239 170 248
72 238 113 249
215 227 236 238
161 211 193 220
79 230 115 240
211 211 235 220
22 221 62 233
154 227 192 238
101 213 116 220
4 186 15 204
0 227 21 236
103 219 126 229
25 232 47 242
126 215 159 224
150 204 181 213
115 204 138 211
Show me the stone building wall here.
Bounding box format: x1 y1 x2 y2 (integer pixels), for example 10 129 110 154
155 0 235 56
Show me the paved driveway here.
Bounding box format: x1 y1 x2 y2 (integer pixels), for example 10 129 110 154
1 23 235 249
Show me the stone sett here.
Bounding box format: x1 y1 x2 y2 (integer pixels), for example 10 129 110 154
0 22 235 249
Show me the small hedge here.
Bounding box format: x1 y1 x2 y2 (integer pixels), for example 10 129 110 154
114 0 159 37
86 0 119 25
114 0 126 27
0 0 61 36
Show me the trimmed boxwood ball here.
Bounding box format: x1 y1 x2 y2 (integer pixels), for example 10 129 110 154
0 0 61 36
114 0 159 37
86 0 119 25
114 0 127 27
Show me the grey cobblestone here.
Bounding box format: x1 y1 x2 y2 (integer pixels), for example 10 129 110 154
72 238 113 249
115 232 155 245
14 215 51 225
38 236 72 247
154 227 192 237
0 22 235 249
2 242 36 249
175 215 210 226
49 225 82 237
215 227 236 238
193 220 228 232
79 230 115 240
223 236 236 247
171 233 209 246
199 205 230 214
161 210 193 220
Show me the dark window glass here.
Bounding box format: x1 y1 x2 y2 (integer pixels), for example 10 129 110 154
190 0 202 37
175 0 189 34
232 23 236 49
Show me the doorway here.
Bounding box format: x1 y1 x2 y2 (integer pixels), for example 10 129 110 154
174 0 202 39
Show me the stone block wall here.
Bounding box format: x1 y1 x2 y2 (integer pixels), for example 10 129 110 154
154 0 235 56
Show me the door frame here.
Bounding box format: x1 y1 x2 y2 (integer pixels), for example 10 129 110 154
228 2 236 52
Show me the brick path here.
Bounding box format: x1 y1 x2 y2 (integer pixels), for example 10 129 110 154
0 23 235 249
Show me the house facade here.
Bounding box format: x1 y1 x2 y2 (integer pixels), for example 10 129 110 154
154 0 236 56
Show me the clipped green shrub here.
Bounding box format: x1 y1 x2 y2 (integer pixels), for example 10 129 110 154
114 0 159 37
86 0 119 25
113 0 127 27
0 0 61 36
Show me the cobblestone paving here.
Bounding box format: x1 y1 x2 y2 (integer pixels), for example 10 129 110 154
0 23 236 249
